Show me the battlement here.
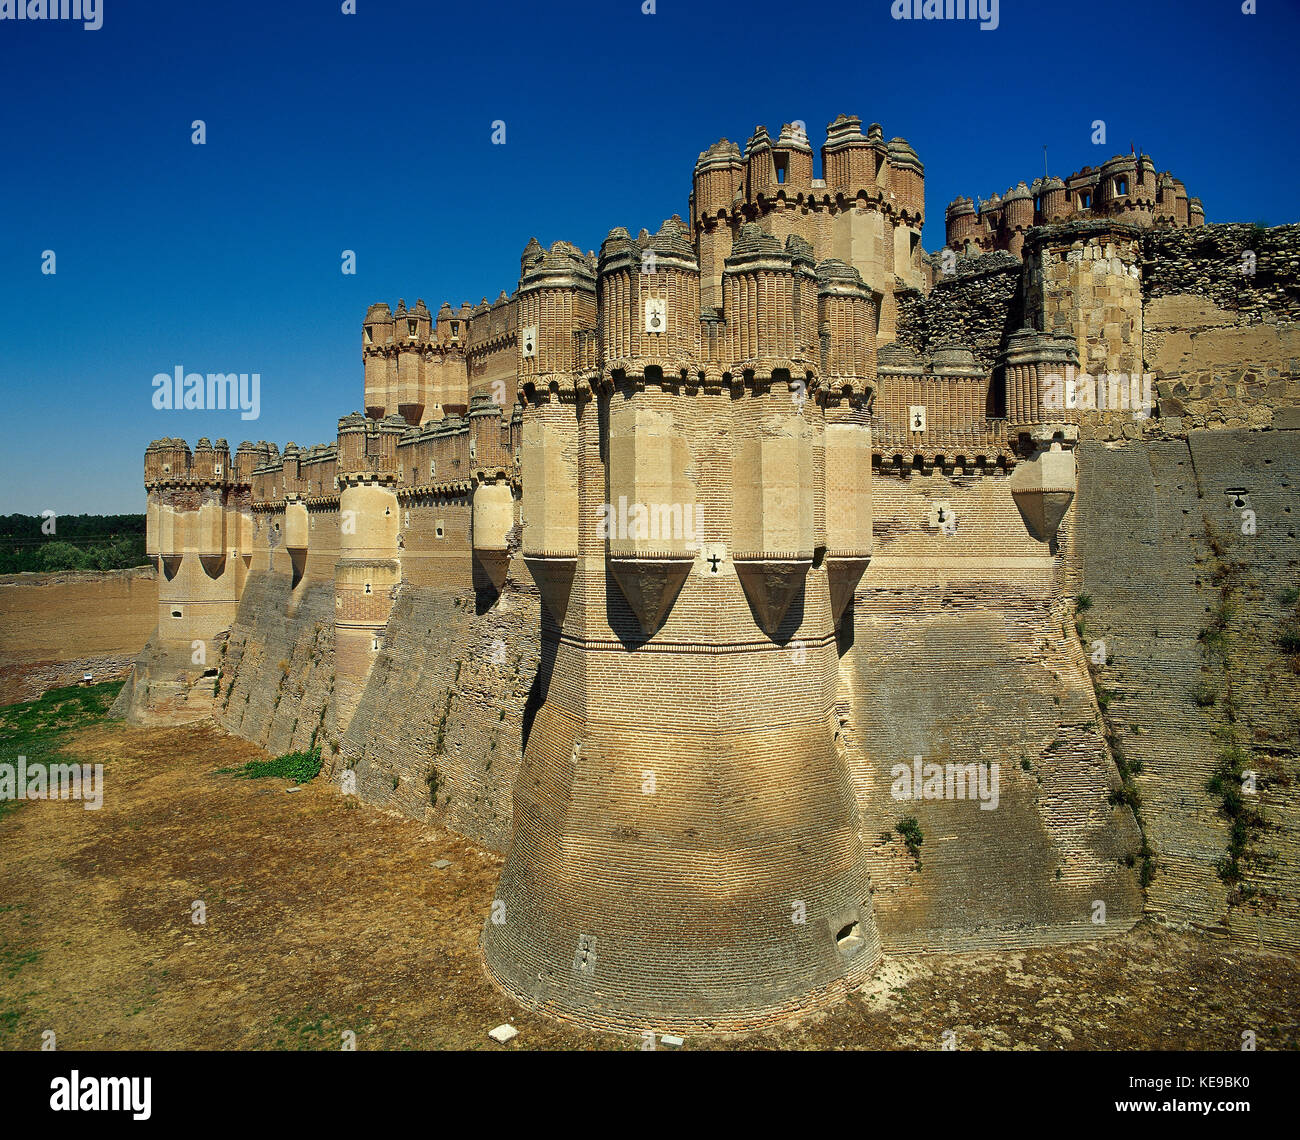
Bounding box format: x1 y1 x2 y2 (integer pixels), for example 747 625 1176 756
143 437 281 488
362 296 475 425
946 154 1204 258
692 115 924 223
689 114 925 326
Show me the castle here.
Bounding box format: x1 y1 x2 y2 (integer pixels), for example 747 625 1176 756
119 114 1300 1034
946 153 1203 258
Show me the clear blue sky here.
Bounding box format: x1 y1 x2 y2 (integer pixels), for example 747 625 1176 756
1 0 1296 514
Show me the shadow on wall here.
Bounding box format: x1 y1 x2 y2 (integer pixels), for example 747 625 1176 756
521 609 558 756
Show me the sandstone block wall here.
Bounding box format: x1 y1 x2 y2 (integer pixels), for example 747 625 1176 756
843 470 1144 951
1 567 157 704
1142 225 1300 433
1075 430 1299 950
332 566 540 853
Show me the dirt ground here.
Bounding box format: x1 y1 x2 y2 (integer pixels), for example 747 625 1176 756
1 716 1297 1051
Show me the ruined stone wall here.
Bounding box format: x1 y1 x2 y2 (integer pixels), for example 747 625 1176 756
214 571 337 758
895 251 1022 370
1143 223 1300 322
1143 224 1300 432
206 549 539 854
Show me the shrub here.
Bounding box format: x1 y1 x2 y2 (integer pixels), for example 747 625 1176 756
219 748 322 784
1109 779 1141 810
896 816 923 866
1206 744 1264 890
1279 622 1300 655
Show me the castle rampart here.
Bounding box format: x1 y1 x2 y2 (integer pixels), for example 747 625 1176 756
116 113 1300 1031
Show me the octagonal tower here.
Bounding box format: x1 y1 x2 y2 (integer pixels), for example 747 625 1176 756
483 218 881 1034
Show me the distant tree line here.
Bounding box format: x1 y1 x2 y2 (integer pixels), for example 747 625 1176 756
0 514 148 574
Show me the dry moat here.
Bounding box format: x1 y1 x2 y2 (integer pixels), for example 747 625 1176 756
1 712 1295 1051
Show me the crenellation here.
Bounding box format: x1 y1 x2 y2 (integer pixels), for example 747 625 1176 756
947 153 1203 259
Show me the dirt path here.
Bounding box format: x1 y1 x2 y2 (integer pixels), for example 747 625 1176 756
1 718 1297 1050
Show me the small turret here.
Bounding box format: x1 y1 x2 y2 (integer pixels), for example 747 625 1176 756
744 125 776 198
1000 328 1081 542
821 114 873 198
945 196 979 251
363 301 395 419
886 137 924 223
1039 176 1067 222
516 238 597 391
1002 182 1033 257
772 122 814 189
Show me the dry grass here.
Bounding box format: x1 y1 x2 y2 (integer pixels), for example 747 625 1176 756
1 717 1297 1051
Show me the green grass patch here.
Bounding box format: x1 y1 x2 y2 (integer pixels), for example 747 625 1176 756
0 682 119 820
269 1006 337 1051
1279 621 1300 655
219 748 322 784
0 938 41 980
